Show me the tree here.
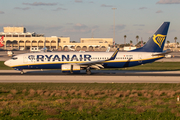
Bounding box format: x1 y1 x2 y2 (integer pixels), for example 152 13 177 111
72 41 77 43
136 35 139 45
177 42 179 48
130 40 133 46
174 37 177 48
119 44 124 48
167 40 170 48
124 35 127 44
136 41 141 47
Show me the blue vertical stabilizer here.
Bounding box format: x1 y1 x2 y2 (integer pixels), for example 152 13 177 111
130 22 170 52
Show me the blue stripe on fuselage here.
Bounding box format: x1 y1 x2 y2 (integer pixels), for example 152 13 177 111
12 57 163 70
103 57 162 68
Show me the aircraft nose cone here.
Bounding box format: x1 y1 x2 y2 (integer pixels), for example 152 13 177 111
4 60 11 67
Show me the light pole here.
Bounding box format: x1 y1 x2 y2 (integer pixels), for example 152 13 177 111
112 8 117 47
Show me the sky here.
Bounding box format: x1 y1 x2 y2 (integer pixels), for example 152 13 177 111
0 0 180 44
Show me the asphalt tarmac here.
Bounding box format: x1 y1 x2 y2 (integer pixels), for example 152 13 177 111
0 70 179 83
0 70 180 76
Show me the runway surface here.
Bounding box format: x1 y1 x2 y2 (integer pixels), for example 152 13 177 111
0 70 180 83
0 70 180 76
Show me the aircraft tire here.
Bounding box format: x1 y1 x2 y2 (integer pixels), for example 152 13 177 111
86 69 91 75
20 71 24 75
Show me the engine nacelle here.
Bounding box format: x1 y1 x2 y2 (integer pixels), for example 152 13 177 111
61 64 80 73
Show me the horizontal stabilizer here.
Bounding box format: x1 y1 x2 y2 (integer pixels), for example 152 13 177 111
152 49 172 56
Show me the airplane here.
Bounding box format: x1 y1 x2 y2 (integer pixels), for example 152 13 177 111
0 36 20 56
4 22 170 75
0 36 4 47
0 36 20 51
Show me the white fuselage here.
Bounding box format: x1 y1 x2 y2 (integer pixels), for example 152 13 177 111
4 51 164 70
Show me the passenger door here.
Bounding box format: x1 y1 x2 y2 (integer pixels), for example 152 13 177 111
23 55 28 63
138 54 142 63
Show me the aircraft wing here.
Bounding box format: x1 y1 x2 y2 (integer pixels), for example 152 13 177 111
78 48 119 69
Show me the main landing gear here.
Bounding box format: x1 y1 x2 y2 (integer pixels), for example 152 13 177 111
86 68 91 75
20 70 24 75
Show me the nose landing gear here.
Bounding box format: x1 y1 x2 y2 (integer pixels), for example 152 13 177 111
20 70 24 75
15 68 24 75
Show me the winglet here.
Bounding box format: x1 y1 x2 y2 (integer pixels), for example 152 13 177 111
108 48 119 60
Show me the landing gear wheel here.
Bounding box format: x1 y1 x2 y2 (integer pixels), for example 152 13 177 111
20 70 24 75
86 69 91 75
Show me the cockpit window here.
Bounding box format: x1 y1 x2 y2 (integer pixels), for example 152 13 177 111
11 57 18 60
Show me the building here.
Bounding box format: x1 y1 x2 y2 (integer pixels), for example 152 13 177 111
164 43 180 51
164 43 179 48
0 27 114 51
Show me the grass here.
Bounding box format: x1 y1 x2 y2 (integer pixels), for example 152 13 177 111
0 61 13 70
0 61 180 119
1 83 180 91
114 62 180 71
0 83 180 119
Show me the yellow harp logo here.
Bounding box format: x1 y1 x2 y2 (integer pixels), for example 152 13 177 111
153 34 166 48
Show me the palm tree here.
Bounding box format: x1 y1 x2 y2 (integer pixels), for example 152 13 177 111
174 37 177 48
130 40 133 46
167 40 170 48
136 35 139 45
124 35 127 45
177 42 179 48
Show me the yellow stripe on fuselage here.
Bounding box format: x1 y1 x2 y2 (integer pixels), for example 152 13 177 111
10 56 164 68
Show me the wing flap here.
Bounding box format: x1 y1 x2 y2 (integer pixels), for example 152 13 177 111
89 65 101 69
